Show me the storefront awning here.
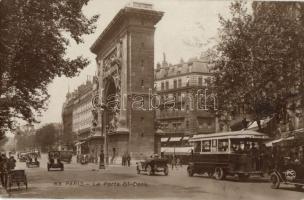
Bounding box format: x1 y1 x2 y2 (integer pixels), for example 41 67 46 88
161 138 169 142
75 141 86 146
169 137 182 142
265 136 295 147
182 136 189 141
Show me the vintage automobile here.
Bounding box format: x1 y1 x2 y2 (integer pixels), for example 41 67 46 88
59 151 73 163
136 155 169 176
80 154 89 165
47 151 64 171
187 130 269 181
26 153 40 168
18 152 28 162
270 159 304 190
7 170 28 191
268 133 304 190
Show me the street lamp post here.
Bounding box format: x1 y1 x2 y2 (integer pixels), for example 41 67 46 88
100 104 109 165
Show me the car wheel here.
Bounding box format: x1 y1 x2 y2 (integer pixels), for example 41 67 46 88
270 173 280 189
147 165 153 176
164 166 169 176
187 167 194 177
214 167 225 180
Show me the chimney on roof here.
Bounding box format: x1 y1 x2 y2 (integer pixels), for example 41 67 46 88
162 52 168 67
180 58 184 64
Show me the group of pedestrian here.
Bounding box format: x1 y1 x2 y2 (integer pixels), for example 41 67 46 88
0 153 16 189
170 155 182 170
122 152 131 167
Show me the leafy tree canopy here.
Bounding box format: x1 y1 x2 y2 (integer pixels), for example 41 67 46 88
35 123 59 151
213 1 304 128
0 0 98 136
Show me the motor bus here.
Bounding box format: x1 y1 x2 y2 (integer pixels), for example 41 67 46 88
187 130 269 181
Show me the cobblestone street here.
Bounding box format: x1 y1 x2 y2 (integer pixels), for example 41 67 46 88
1 154 302 200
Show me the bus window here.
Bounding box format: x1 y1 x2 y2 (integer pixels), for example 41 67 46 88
218 139 229 152
230 139 241 153
202 140 211 152
211 139 217 152
194 141 202 153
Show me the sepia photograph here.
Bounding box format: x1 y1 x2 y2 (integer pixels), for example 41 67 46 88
0 0 304 199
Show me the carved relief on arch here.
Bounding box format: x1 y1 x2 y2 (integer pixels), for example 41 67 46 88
102 42 123 133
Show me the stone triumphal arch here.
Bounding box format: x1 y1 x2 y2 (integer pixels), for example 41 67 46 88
90 2 163 162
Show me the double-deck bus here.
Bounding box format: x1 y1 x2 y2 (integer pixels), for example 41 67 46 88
187 130 269 181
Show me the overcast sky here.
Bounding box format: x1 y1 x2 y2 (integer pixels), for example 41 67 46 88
36 0 232 127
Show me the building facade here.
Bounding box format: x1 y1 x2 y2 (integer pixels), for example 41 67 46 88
154 55 217 150
61 93 74 150
62 80 103 163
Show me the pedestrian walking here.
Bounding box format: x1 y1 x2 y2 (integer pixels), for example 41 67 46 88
176 157 182 168
0 154 8 189
126 153 131 167
122 153 126 166
171 155 176 170
99 150 105 169
8 156 16 170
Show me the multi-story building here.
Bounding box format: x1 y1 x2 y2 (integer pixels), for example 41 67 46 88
154 54 217 152
72 81 93 140
62 79 103 163
61 92 74 150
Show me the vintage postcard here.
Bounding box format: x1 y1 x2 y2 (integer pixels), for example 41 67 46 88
0 0 304 199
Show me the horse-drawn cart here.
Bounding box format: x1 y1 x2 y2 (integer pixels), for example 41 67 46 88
7 170 28 191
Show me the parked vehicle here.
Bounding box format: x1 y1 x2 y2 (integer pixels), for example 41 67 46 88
269 133 304 190
187 130 269 181
80 154 89 165
136 155 169 176
47 151 64 171
60 151 73 163
7 170 28 191
18 152 28 162
26 152 40 168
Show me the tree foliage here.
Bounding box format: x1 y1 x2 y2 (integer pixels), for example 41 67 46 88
35 123 59 152
213 1 304 129
0 0 98 136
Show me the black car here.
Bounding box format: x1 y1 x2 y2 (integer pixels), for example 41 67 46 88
136 155 169 176
47 151 64 171
26 153 40 168
270 158 304 190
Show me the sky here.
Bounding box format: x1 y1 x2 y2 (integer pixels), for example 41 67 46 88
36 0 232 127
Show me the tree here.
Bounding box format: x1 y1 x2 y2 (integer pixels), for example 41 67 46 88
35 123 59 152
0 0 98 135
212 1 304 131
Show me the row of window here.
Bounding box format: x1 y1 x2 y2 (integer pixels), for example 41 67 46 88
160 120 190 129
73 102 92 114
194 139 229 153
159 76 211 91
